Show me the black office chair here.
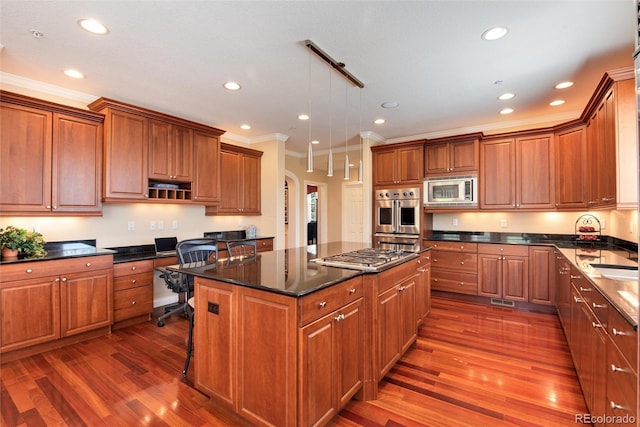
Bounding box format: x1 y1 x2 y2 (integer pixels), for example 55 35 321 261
157 238 218 375
225 239 257 258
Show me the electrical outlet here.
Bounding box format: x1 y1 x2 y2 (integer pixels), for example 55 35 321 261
208 302 219 315
31 224 41 233
452 218 458 226
500 219 508 228
172 220 178 229
127 221 134 231
158 220 164 230
150 220 156 231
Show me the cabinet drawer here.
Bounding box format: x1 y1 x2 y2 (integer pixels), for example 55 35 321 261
113 259 154 277
606 340 638 419
608 309 638 369
0 255 113 282
425 241 477 253
431 251 477 273
298 277 363 326
377 259 419 292
431 271 478 295
578 284 609 329
113 272 153 291
114 285 153 321
477 243 529 256
257 239 273 252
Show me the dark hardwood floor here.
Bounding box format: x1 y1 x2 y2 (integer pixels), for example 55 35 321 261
1 297 588 427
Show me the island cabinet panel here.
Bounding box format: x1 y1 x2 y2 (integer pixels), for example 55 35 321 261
194 278 236 406
1 92 104 215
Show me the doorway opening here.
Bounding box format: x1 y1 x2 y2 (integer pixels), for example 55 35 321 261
307 185 318 245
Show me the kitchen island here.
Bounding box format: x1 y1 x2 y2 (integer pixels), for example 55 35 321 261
167 243 430 427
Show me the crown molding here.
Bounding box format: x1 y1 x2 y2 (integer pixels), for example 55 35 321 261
0 72 97 104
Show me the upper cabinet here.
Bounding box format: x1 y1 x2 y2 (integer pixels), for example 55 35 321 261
555 124 588 210
205 143 262 215
88 97 224 204
480 132 555 211
371 141 424 187
0 91 104 215
424 135 479 177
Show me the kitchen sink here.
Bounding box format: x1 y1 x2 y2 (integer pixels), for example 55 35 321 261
591 264 638 281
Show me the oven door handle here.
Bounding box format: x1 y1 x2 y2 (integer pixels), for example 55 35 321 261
393 200 399 232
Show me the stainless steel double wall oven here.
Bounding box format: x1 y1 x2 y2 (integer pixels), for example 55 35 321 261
374 187 421 252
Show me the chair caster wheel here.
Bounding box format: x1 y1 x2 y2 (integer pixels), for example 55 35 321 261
157 320 165 327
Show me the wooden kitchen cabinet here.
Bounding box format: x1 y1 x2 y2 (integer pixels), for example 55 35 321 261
0 255 113 358
112 260 154 328
427 241 478 296
528 246 555 305
424 135 479 176
477 244 529 301
192 130 221 204
205 143 262 215
554 125 588 210
414 251 431 326
0 91 104 215
480 133 555 210
554 251 572 339
372 141 424 187
148 119 193 182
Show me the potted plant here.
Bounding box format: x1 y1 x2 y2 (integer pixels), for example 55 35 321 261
0 226 46 259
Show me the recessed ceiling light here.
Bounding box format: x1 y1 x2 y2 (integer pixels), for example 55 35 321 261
373 118 385 125
298 114 309 121
498 93 515 100
223 81 241 91
240 124 251 130
381 101 399 109
64 69 85 79
555 81 574 89
481 26 508 41
499 108 514 115
311 140 320 145
78 19 109 35
549 100 565 106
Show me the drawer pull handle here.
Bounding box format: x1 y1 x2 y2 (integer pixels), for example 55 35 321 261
610 364 624 373
592 302 607 309
86 262 92 268
570 275 581 279
573 296 583 303
26 268 33 274
579 286 592 292
131 279 137 284
460 245 464 249
349 288 357 295
433 278 438 282
131 266 137 271
591 321 602 329
433 258 438 262
500 248 504 252
460 282 465 286
612 328 625 336
610 401 625 410
399 286 406 291
319 301 327 308
334 314 345 322
425 256 430 260
131 300 137 305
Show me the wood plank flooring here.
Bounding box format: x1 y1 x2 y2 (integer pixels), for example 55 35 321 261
1 297 588 427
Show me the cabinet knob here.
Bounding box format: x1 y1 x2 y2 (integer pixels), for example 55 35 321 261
573 296 583 303
55 277 60 283
500 248 504 252
319 301 327 308
592 302 607 309
460 245 464 249
579 286 592 292
349 288 357 295
399 285 406 291
131 279 137 284
131 300 137 305
86 262 92 267
61 277 67 282
433 278 438 282
131 266 137 271
612 328 625 336
610 364 624 373
570 275 580 279
47 205 52 209
591 321 602 329
460 261 464 265
334 313 345 322
460 282 465 286
26 268 33 274
610 401 625 410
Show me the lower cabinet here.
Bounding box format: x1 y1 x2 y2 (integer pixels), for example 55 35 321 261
528 246 556 305
112 260 154 328
427 241 478 295
477 244 529 301
0 255 113 356
415 251 432 326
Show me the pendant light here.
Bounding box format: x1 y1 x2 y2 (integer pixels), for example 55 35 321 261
327 68 333 177
358 87 363 183
306 49 314 172
343 83 350 180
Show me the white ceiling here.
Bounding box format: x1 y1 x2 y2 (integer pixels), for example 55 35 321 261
0 1 636 170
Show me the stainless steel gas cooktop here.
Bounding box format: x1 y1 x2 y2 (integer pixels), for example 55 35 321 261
312 248 416 272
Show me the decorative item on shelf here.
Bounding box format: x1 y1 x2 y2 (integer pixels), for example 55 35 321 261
246 224 257 239
0 226 47 259
574 214 602 246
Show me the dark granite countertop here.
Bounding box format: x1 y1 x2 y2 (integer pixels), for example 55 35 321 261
166 242 413 297
0 240 115 264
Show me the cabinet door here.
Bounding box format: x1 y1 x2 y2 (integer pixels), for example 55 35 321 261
218 149 241 213
480 139 515 209
241 153 261 214
449 139 478 173
399 277 416 354
172 125 193 181
377 285 401 379
396 145 424 184
516 134 555 209
194 279 235 405
103 109 148 200
529 246 555 305
148 119 173 180
336 299 364 408
425 143 449 175
192 130 221 203
555 127 587 210
555 254 571 338
373 150 397 186
0 103 53 213
477 253 501 298
502 255 528 301
599 89 617 206
0 276 60 352
53 113 103 213
60 269 112 337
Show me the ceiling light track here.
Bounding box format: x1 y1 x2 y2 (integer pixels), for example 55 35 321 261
304 40 364 88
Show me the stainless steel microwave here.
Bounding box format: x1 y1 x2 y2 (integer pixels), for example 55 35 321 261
424 175 478 206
